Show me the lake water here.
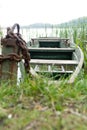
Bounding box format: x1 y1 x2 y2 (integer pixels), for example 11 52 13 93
2 27 61 42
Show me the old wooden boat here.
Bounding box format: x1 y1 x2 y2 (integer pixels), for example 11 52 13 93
28 37 84 83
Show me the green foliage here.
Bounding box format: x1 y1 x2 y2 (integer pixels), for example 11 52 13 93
1 22 87 129
0 27 3 37
58 16 87 28
73 28 78 43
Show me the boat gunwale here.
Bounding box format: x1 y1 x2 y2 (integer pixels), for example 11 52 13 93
68 46 84 84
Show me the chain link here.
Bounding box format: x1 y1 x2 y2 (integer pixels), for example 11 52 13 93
1 23 31 73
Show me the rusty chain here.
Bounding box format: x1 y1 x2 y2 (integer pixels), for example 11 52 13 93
1 23 31 73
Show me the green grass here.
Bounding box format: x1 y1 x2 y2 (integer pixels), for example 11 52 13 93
0 72 87 129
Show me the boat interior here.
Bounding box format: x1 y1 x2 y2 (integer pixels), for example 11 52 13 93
28 38 78 79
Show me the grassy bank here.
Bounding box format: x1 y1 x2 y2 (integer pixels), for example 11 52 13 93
0 72 87 129
0 24 87 129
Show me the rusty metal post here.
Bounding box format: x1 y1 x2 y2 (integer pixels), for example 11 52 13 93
0 23 30 83
0 38 20 82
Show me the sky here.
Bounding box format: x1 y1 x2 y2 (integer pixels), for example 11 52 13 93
0 0 87 27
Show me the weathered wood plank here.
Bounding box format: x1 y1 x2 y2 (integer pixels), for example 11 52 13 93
31 38 69 41
29 48 75 52
30 59 78 65
35 70 73 74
